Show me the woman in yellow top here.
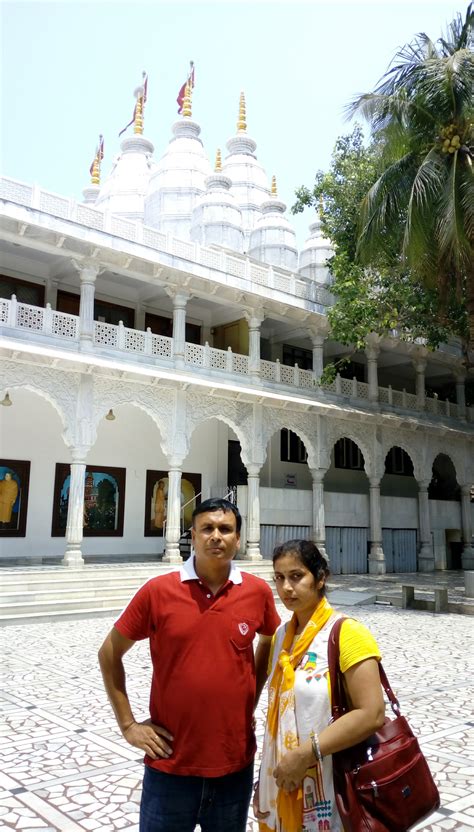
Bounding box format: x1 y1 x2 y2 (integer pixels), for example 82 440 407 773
254 539 385 832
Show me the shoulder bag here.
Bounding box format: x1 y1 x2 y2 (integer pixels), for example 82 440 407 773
327 616 440 831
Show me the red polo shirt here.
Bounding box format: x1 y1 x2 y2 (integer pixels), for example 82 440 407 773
115 558 280 777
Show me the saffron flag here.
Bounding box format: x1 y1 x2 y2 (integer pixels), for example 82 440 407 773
177 62 195 114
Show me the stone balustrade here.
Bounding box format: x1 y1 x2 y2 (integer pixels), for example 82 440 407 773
0 176 334 310
1 295 472 425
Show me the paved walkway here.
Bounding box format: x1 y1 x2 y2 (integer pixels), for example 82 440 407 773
0 582 473 831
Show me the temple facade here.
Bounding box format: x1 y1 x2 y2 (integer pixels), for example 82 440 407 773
1 78 473 573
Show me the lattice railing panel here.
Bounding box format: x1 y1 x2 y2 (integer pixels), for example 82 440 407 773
280 365 296 385
356 381 370 400
232 354 249 374
39 192 70 218
143 227 167 250
405 392 418 409
294 279 311 300
250 265 269 286
209 349 227 370
76 204 105 230
186 343 205 366
51 311 79 339
200 249 223 270
150 334 173 359
378 387 390 403
94 321 118 347
124 329 146 352
0 299 9 324
274 274 291 293
260 360 277 381
299 369 314 389
16 303 44 330
226 256 246 278
390 389 405 407
0 178 33 206
111 217 137 241
173 239 195 260
340 378 353 396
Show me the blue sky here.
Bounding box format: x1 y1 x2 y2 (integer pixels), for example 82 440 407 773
1 1 460 244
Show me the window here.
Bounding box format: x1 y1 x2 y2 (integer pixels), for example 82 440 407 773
385 447 414 476
339 360 365 382
282 344 313 370
334 438 364 470
280 429 308 464
145 313 201 345
0 275 45 307
94 299 135 328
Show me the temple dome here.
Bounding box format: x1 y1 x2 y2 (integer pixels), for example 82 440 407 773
94 135 155 221
190 151 244 251
247 179 298 270
144 114 211 239
298 213 334 285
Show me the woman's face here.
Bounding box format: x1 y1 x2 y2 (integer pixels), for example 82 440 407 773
273 552 324 617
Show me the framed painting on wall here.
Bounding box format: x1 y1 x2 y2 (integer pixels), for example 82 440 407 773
51 464 126 537
144 471 202 536
0 459 30 537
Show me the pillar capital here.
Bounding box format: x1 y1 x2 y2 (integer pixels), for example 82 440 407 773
365 333 381 359
243 309 265 330
72 259 102 284
369 476 381 488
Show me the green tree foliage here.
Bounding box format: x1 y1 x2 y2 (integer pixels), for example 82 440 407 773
292 128 459 368
293 6 473 364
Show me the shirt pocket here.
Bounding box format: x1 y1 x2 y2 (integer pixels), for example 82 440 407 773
230 616 257 651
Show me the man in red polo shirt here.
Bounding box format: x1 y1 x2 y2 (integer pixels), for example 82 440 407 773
98 497 280 832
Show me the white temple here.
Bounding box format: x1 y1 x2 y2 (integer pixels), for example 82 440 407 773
0 72 473 577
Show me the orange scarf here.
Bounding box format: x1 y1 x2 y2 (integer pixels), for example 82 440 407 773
262 597 334 832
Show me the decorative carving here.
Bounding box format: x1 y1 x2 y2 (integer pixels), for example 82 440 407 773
380 429 423 482
259 409 318 470
325 419 375 478
186 391 253 465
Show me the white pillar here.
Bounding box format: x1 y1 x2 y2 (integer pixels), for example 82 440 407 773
45 278 59 309
455 371 466 419
368 477 385 574
413 358 427 410
78 264 99 347
62 452 86 567
172 293 189 369
245 465 262 560
418 480 434 571
311 335 325 383
310 468 326 557
461 485 474 569
135 303 146 331
163 468 183 563
246 313 264 380
365 340 380 403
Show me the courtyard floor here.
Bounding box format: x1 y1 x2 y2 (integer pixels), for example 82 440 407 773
0 577 473 831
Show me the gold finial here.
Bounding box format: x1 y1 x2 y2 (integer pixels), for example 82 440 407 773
182 80 192 118
271 175 277 196
215 148 222 172
89 135 104 185
133 71 148 135
237 91 247 132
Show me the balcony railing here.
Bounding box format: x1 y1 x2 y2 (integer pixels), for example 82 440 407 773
1 296 472 424
0 175 334 310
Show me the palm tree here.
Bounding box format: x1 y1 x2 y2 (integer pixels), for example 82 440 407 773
349 5 474 358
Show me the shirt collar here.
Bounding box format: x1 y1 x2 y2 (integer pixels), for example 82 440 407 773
179 556 242 585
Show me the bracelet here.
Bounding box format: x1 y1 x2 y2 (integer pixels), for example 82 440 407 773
310 730 323 763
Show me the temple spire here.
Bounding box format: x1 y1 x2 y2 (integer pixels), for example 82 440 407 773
215 148 222 172
182 80 192 118
119 71 148 137
89 135 104 185
237 91 247 132
271 175 277 196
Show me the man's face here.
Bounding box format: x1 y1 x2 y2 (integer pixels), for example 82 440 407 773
191 509 240 567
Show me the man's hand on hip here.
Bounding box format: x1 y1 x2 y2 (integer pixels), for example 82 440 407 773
123 718 174 759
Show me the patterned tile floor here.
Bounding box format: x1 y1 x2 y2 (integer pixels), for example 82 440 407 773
0 582 473 831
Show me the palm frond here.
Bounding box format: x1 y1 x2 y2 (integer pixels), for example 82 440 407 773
356 154 415 261
437 152 474 271
403 149 446 274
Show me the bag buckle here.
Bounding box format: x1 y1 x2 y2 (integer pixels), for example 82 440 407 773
371 781 379 798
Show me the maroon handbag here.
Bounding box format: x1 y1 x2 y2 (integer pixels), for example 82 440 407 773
328 617 440 832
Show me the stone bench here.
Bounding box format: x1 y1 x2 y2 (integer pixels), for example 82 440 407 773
402 584 449 613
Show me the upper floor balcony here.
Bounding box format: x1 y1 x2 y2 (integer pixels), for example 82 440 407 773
1 294 472 428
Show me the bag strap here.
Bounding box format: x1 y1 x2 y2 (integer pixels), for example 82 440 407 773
327 616 401 720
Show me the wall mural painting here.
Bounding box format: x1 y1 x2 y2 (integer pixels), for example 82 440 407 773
145 471 201 536
0 459 30 537
52 464 126 537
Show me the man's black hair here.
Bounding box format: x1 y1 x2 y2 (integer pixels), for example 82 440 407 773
192 498 242 533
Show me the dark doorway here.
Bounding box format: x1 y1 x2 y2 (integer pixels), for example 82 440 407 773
227 441 247 486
